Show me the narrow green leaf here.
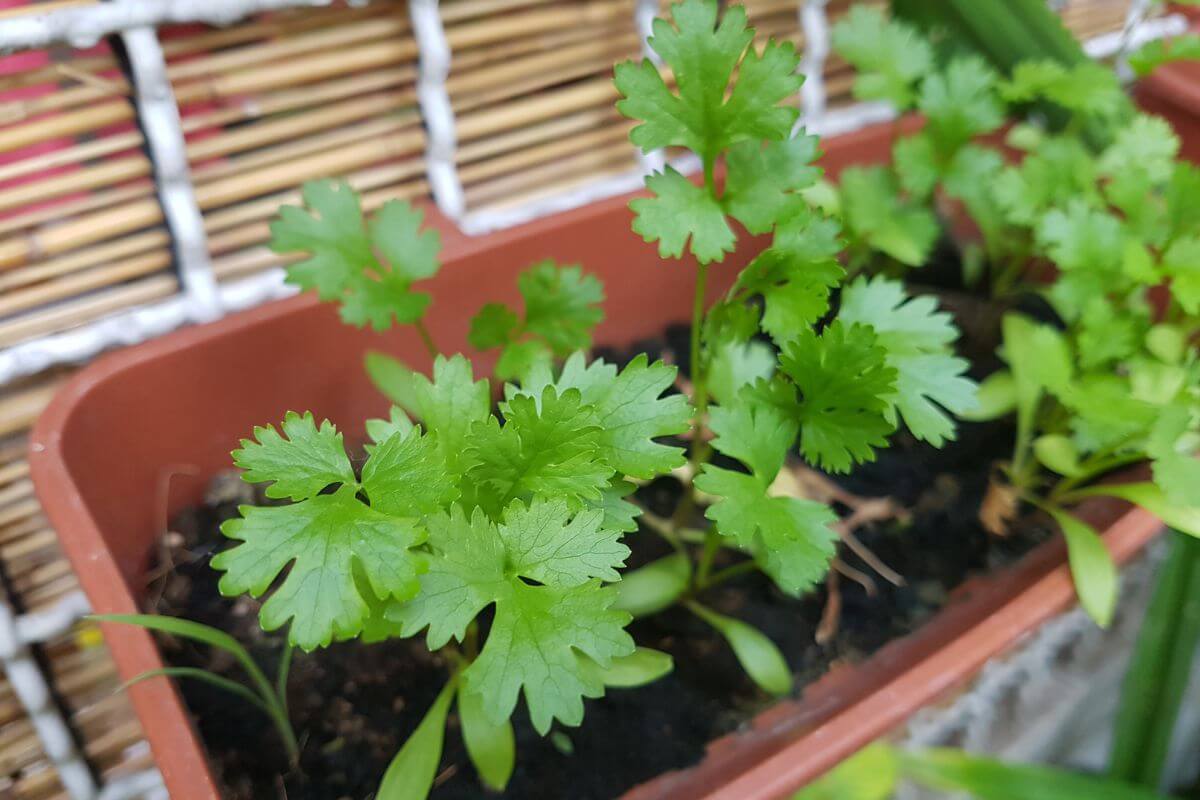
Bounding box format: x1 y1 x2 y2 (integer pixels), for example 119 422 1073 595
1074 482 1200 539
579 647 674 688
961 370 1016 421
613 553 690 617
378 679 456 800
1110 531 1200 787
365 351 421 414
120 667 269 714
1033 435 1082 477
792 742 899 799
687 602 792 695
1046 507 1116 627
899 748 1170 800
458 686 515 792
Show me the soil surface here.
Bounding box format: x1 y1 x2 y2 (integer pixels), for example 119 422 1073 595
148 314 1052 800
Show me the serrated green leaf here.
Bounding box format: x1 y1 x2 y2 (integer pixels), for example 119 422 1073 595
1001 60 1124 118
469 386 612 515
839 166 938 266
781 322 897 472
500 498 629 586
1162 235 1200 314
838 277 977 446
1036 200 1124 274
365 406 415 448
362 427 458 516
1099 114 1179 184
994 137 1099 227
214 487 426 650
464 578 633 733
594 478 641 533
722 135 821 234
519 352 692 479
893 133 939 199
919 56 1003 152
708 339 776 407
1148 405 1200 506
410 355 493 480
469 303 520 350
615 0 801 161
519 261 605 352
831 5 932 109
271 181 439 330
233 411 356 501
631 167 735 263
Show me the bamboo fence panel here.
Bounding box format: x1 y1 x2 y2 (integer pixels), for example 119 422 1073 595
156 0 428 290
0 367 148 799
0 35 178 350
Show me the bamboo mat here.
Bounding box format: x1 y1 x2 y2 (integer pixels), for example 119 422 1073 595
0 373 152 799
0 0 1157 795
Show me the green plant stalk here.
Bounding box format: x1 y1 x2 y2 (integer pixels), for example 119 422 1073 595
276 641 294 722
414 318 439 360
1109 529 1200 787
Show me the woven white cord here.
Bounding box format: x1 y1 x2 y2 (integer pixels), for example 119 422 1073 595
798 0 830 133
409 0 465 221
0 0 338 52
633 0 666 175
121 21 221 323
0 591 97 799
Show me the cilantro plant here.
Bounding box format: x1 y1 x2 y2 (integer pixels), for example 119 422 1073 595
829 6 1200 628
141 3 983 797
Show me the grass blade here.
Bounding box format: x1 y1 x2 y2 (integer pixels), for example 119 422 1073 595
121 667 269 714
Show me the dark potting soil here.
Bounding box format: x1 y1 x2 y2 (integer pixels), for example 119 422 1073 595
148 319 1050 800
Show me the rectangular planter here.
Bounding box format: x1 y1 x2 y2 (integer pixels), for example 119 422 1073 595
29 119 1166 800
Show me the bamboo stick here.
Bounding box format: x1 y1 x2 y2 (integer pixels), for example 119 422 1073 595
447 0 632 52
0 230 169 292
457 106 625 167
0 181 156 239
0 382 59 437
460 122 632 188
0 0 94 20
168 15 410 83
0 276 177 349
0 479 32 511
0 250 170 319
441 0 558 24
0 130 141 185
0 75 130 127
0 155 151 214
0 515 47 548
468 142 637 207
0 461 29 486
188 91 417 167
458 74 619 140
0 99 133 156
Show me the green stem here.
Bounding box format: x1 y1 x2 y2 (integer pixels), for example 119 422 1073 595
275 641 294 721
695 528 723 588
702 559 758 589
673 259 713 535
1048 451 1147 504
1109 530 1200 787
414 318 439 360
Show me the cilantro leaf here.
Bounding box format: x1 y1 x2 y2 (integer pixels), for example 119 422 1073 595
470 262 605 380
468 386 612 515
391 501 634 733
408 355 492 479
519 352 692 479
918 56 1004 152
892 133 939 200
709 339 776 407
1099 115 1179 184
780 322 897 472
214 486 426 651
696 402 837 594
838 277 978 445
362 427 458 517
615 0 801 161
1036 200 1123 274
1162 236 1200 314
993 137 1099 227
1001 60 1124 118
696 466 837 595
233 411 356 501
271 180 440 330
722 135 821 235
1148 404 1200 505
736 212 844 344
466 580 632 733
839 166 938 267
631 167 734 263
831 5 932 109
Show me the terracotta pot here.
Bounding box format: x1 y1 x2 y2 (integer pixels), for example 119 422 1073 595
28 118 1164 800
